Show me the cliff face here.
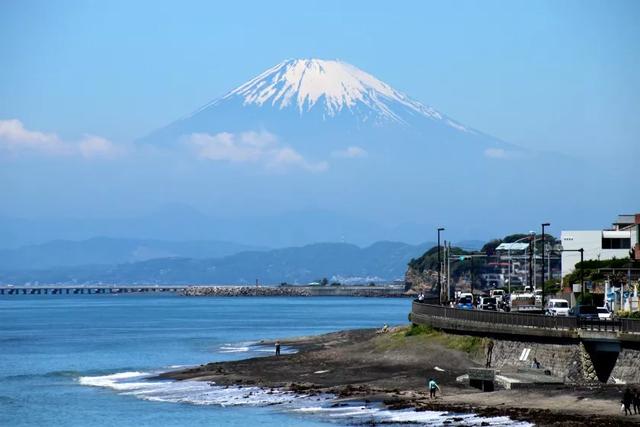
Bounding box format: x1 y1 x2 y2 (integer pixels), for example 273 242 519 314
404 267 439 294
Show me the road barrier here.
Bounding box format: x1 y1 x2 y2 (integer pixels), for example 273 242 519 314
412 301 640 334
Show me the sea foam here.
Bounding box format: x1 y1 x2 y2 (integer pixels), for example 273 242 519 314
78 371 533 425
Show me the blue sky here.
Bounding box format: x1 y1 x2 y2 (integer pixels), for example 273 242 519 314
2 0 638 156
0 0 638 244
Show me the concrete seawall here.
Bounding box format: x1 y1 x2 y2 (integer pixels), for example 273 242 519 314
181 285 407 297
411 301 640 384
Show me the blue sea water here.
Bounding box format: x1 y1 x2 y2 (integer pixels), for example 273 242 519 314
0 294 528 426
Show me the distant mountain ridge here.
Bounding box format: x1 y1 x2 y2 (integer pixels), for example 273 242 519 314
0 237 263 270
0 240 434 285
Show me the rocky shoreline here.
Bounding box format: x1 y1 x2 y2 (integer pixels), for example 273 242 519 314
161 327 640 426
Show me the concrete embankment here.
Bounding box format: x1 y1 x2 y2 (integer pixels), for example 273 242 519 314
180 285 406 297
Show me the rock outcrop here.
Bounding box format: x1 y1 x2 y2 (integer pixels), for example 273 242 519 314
404 267 439 295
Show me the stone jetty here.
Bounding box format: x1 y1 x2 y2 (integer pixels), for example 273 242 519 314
180 285 406 297
181 286 312 297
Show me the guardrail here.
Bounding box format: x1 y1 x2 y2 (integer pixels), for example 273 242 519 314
412 301 640 334
412 301 578 330
620 318 640 334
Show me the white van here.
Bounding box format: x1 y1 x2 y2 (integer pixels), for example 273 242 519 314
546 299 570 316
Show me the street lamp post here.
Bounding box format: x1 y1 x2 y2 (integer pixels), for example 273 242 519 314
437 227 445 304
541 222 550 308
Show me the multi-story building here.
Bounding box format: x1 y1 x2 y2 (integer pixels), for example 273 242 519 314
561 213 640 279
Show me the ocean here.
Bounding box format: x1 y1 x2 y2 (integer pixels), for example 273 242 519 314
0 294 529 426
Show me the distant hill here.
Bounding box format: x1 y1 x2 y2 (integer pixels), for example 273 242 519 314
453 240 486 251
0 241 433 285
0 237 264 270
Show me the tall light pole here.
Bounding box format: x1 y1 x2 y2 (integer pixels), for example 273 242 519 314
437 227 445 304
541 222 550 308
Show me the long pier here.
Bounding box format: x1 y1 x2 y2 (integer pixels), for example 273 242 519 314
0 285 188 295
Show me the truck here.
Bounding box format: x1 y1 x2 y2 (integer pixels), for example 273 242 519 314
510 291 542 313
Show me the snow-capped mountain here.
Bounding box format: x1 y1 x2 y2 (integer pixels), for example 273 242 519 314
133 58 580 246
140 58 497 149
199 59 468 130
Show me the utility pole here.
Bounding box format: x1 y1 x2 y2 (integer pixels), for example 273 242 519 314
541 223 550 308
580 248 584 299
443 240 447 302
471 254 475 300
437 227 445 304
528 235 534 290
447 241 452 301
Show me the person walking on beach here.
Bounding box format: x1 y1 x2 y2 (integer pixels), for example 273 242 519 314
623 388 633 416
275 340 281 356
634 390 640 415
427 378 440 399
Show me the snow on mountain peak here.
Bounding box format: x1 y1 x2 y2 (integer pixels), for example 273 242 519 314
220 59 467 130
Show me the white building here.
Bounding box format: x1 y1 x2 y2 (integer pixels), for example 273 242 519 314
561 214 640 279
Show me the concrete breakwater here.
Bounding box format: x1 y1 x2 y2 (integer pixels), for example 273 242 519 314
181 285 406 297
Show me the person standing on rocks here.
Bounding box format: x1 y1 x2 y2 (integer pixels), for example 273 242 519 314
623 388 633 416
485 340 494 368
275 340 281 356
427 378 440 399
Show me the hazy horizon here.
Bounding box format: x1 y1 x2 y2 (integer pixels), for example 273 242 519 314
1 1 638 248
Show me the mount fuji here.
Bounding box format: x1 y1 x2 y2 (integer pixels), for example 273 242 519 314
135 59 583 242
140 58 512 158
201 58 468 129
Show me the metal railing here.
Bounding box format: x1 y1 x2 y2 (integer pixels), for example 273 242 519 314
577 318 621 332
412 301 577 330
620 318 640 334
412 301 640 334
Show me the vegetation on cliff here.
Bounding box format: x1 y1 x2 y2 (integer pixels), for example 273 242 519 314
563 257 638 287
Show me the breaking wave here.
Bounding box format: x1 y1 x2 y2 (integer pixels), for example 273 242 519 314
78 371 532 425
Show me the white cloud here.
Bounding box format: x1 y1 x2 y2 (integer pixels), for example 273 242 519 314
0 119 68 154
484 147 508 159
0 119 118 159
331 146 367 159
186 130 327 173
78 134 120 159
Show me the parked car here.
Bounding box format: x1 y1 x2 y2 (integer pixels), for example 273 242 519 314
456 296 474 310
546 299 570 316
569 305 599 321
597 306 613 320
479 296 498 311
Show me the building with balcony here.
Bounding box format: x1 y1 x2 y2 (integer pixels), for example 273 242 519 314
561 213 640 279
